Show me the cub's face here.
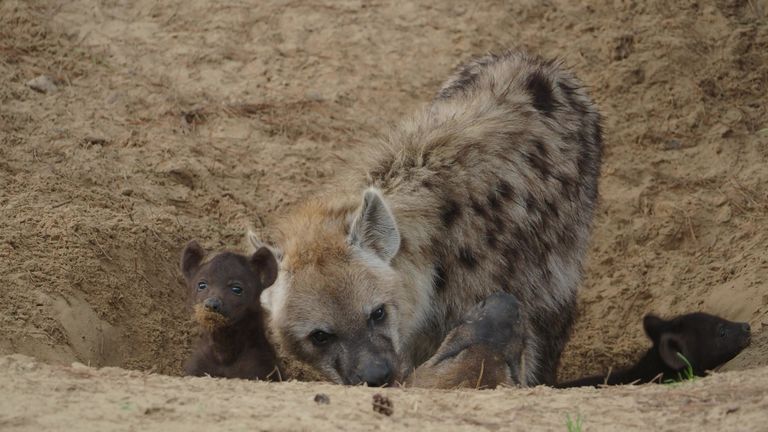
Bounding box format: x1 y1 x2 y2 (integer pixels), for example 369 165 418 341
644 312 751 373
180 241 278 329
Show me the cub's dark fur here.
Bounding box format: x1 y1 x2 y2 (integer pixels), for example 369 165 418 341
558 312 751 387
181 240 280 380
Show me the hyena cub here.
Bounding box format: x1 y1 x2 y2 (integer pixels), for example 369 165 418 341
181 240 280 380
557 312 751 387
255 50 603 386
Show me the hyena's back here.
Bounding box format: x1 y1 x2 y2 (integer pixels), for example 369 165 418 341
367 51 603 384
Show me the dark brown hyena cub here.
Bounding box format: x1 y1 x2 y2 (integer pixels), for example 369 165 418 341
180 240 280 380
557 312 751 387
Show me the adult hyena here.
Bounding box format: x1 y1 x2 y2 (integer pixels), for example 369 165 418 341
256 50 602 386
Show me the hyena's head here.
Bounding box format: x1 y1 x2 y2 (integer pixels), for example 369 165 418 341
180 241 278 329
255 188 408 386
643 312 751 375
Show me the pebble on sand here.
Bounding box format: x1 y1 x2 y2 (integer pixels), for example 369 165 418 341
26 75 58 93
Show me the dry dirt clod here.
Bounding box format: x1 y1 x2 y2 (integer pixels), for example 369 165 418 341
83 136 109 147
181 107 207 127
612 34 634 61
314 393 330 404
662 139 683 151
26 75 58 93
372 393 393 416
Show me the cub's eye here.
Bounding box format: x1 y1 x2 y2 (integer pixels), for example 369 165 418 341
230 285 243 295
370 306 386 323
719 326 727 337
309 330 333 347
197 281 207 291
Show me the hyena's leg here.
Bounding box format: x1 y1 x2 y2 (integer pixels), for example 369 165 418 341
405 293 526 389
529 297 578 385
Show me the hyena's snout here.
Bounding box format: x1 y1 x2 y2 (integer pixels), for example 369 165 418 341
349 351 395 387
203 297 222 313
355 359 393 387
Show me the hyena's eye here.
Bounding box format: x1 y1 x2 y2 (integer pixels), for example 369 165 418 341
370 306 386 323
197 281 207 291
719 325 727 338
309 330 334 346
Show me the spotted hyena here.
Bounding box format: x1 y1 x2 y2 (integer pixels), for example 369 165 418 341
253 50 603 386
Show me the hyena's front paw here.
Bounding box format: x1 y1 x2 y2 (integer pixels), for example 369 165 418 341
406 293 526 389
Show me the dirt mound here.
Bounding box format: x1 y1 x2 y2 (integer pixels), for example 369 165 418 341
1 0 766 388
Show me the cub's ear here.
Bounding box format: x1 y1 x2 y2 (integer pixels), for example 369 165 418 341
658 332 689 370
246 229 283 262
180 240 206 280
347 187 401 263
250 246 279 289
643 313 666 343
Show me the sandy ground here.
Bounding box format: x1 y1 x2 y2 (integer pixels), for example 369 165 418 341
1 0 767 429
2 354 768 432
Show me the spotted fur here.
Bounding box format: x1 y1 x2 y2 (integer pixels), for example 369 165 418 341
257 50 603 386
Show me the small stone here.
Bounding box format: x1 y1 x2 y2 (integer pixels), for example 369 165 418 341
305 90 325 102
313 393 330 404
723 108 742 125
713 195 728 206
121 188 134 196
716 205 732 223
662 139 683 150
26 75 58 93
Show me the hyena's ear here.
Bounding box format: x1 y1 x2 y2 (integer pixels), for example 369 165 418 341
643 313 667 343
348 187 401 263
180 240 205 279
658 332 689 371
246 229 283 262
250 246 279 289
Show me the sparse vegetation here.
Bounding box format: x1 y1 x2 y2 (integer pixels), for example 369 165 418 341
663 353 697 385
566 413 583 432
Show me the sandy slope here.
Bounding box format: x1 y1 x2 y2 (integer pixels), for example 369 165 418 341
1 0 768 429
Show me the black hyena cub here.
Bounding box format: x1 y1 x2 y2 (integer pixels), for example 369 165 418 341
180 240 280 380
558 312 751 387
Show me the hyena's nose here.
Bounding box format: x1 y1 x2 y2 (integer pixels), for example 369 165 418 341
203 297 222 313
358 361 393 387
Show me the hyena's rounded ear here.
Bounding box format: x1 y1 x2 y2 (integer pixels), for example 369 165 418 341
643 313 667 343
250 246 279 289
347 187 401 263
658 332 689 371
180 240 206 279
246 229 283 262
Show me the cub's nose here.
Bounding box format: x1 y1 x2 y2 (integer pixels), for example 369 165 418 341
358 361 393 387
204 297 222 313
